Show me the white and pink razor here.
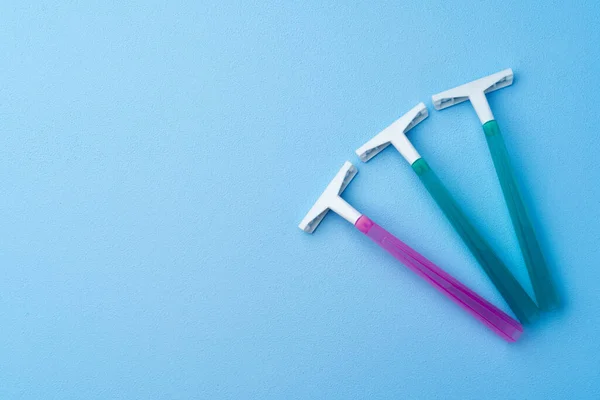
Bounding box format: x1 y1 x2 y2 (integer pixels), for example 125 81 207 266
299 161 523 342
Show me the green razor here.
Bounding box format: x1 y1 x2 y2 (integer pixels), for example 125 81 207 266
356 103 538 324
432 69 559 311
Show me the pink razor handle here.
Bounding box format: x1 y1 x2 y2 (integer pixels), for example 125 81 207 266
355 216 523 342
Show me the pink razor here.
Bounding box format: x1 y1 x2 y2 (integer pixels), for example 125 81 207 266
299 162 523 342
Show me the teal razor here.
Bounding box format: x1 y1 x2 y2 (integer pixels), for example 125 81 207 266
356 103 538 324
432 69 559 311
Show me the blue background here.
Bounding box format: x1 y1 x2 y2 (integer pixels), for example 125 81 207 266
1 1 599 399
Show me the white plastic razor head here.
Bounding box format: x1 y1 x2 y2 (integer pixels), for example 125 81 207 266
298 161 362 234
432 68 513 124
355 103 428 165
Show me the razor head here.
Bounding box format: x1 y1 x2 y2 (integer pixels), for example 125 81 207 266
355 102 428 163
298 161 358 234
432 68 514 110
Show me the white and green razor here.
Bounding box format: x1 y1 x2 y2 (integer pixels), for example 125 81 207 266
432 69 559 311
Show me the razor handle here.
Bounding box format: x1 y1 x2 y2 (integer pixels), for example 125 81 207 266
411 158 539 324
354 215 523 342
483 120 559 311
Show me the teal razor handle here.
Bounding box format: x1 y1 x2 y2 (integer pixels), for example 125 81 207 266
483 120 559 311
412 158 539 324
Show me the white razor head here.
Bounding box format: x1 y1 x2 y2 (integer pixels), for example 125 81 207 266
356 103 428 165
298 161 358 234
432 68 514 110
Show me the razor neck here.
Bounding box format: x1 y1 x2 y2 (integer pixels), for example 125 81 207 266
392 134 421 165
470 91 495 125
329 196 361 225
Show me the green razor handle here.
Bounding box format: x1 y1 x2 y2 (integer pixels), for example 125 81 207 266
483 120 559 311
412 158 539 324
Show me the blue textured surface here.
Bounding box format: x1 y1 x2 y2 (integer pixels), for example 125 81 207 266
1 1 599 399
